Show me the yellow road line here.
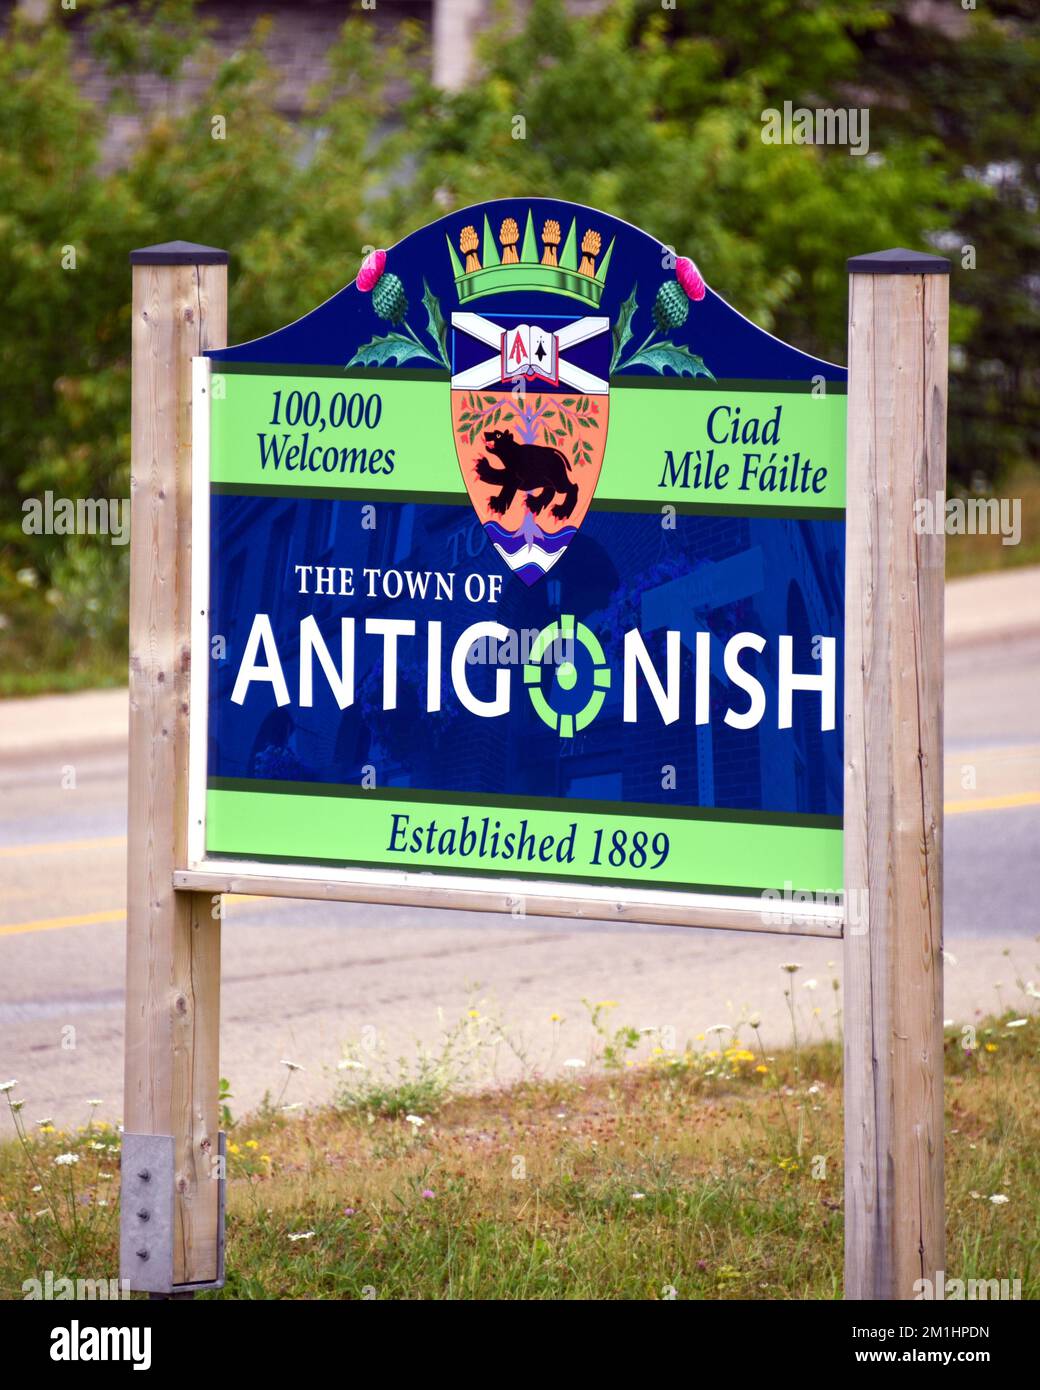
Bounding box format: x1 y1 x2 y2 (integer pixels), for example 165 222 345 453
1 794 1038 938
944 790 1040 815
0 908 125 937
0 835 124 859
0 894 265 937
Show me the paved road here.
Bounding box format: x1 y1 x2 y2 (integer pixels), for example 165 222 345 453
2 589 1038 1130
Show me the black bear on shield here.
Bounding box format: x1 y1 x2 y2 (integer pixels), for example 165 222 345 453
474 428 579 521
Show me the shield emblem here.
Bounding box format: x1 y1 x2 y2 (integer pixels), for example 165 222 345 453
450 312 610 585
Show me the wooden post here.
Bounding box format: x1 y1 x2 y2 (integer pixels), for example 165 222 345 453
123 241 228 1290
843 248 950 1299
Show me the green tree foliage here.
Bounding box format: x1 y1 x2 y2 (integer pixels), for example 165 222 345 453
0 0 1034 686
851 0 1040 501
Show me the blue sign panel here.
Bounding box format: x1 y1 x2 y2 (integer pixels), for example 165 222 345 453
198 199 846 901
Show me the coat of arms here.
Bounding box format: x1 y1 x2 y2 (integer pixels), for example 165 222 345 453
446 214 612 584
450 312 608 583
348 205 713 585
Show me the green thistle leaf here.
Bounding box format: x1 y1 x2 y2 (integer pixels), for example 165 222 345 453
620 341 714 378
610 286 639 373
421 278 450 369
346 333 442 368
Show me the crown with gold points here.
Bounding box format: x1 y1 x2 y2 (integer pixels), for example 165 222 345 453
447 209 614 307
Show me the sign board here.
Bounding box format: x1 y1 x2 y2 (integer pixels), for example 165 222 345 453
188 198 847 929
128 224 948 1299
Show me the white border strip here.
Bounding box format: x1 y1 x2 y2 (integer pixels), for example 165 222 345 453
187 356 212 869
179 853 843 935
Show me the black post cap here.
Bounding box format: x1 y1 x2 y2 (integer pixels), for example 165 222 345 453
847 247 950 275
130 240 229 266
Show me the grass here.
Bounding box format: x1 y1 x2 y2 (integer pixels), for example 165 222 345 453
1 1003 1037 1300
0 664 124 700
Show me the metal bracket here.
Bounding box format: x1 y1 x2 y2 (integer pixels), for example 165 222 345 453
120 1134 175 1293
120 1132 226 1295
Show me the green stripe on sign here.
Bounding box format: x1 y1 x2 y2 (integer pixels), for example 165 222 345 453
209 371 845 513
598 387 846 510
205 788 843 896
209 373 461 494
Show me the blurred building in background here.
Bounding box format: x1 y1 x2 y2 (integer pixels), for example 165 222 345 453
7 0 610 168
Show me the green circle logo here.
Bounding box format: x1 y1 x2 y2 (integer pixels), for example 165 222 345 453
523 615 611 738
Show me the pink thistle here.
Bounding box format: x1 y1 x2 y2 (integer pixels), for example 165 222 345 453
675 256 706 302
357 249 387 293
421 1189 435 1200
